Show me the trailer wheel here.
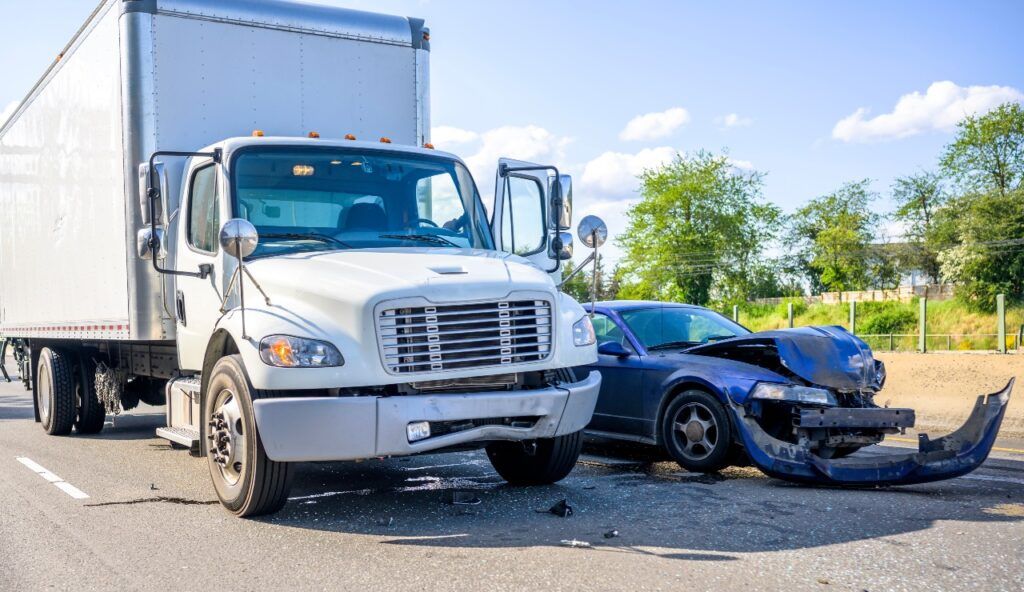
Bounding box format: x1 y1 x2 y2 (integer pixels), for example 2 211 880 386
486 430 584 485
661 389 734 473
74 357 105 434
36 348 76 436
204 355 293 517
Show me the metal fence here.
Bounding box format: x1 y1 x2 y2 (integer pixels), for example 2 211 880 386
734 294 1021 353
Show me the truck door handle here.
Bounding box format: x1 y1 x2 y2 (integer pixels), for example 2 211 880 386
176 290 187 326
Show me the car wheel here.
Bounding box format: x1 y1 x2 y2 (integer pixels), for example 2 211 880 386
661 389 733 473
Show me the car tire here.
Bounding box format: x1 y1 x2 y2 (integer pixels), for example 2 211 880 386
204 355 293 517
661 389 734 473
486 430 584 485
74 356 106 434
36 348 76 436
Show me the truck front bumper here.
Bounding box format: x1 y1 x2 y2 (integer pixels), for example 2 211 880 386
251 372 602 462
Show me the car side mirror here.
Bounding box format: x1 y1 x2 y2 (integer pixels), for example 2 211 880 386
598 341 631 357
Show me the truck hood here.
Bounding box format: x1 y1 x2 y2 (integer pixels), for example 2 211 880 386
245 247 554 304
688 326 880 391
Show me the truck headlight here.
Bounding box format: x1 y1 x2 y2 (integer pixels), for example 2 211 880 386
259 335 344 368
572 315 596 347
751 382 837 406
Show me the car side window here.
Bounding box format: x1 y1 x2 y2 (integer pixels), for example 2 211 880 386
592 313 633 351
188 165 219 253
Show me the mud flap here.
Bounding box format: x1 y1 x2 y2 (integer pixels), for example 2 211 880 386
731 379 1014 486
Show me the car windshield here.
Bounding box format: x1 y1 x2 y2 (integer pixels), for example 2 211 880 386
620 306 750 350
230 148 493 258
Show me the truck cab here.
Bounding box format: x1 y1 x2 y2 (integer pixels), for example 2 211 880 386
145 135 602 515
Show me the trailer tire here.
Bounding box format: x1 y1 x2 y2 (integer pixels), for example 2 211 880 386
74 357 105 434
204 355 293 517
486 430 584 485
36 348 76 436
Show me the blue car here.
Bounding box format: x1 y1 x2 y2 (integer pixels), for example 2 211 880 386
577 300 1014 485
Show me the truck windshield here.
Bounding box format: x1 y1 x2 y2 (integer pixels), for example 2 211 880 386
230 148 493 257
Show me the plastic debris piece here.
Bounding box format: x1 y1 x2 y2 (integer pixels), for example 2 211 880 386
560 539 592 548
538 499 574 517
449 490 481 505
603 529 619 539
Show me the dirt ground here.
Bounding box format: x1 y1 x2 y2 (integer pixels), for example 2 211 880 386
875 352 1023 438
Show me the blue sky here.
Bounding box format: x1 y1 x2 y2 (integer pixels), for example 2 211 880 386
3 0 1023 262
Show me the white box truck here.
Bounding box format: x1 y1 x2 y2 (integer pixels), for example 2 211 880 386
0 0 605 516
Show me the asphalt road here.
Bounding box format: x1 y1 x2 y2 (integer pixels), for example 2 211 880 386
2 374 1022 592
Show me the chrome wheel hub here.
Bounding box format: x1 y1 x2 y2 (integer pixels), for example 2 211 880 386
673 402 718 461
208 390 246 486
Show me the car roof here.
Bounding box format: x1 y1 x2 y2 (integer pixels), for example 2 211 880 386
585 300 709 313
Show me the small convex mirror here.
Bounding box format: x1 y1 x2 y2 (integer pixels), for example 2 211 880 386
219 218 259 259
577 215 608 249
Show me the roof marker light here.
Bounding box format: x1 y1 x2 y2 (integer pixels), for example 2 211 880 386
423 142 435 150
308 132 320 139
379 137 392 144
253 130 265 137
344 134 357 141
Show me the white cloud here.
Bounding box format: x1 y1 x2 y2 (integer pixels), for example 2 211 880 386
619 107 690 141
716 113 753 128
832 81 1024 142
0 101 19 128
580 146 678 198
431 125 478 146
728 158 754 171
446 125 572 198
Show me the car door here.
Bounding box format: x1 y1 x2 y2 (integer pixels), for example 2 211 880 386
587 312 646 435
175 159 230 371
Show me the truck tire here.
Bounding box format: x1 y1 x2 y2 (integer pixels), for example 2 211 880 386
36 348 76 436
204 355 293 517
74 356 105 434
661 389 734 473
486 430 584 485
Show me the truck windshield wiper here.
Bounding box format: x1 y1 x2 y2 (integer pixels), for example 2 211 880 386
260 232 351 249
647 340 701 351
378 233 460 248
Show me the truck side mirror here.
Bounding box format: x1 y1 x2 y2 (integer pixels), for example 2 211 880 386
549 174 572 230
578 215 608 249
138 161 168 225
552 231 573 260
136 227 165 260
219 219 259 259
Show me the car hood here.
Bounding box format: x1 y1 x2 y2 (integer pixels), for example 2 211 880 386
687 326 880 391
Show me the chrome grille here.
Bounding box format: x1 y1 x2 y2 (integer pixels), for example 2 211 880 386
378 299 553 374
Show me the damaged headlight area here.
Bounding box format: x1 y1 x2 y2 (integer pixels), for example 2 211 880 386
750 382 837 406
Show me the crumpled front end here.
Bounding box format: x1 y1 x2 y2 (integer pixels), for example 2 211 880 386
731 379 1013 485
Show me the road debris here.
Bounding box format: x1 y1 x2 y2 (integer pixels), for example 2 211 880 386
448 490 481 505
560 539 592 549
536 498 574 517
603 529 619 539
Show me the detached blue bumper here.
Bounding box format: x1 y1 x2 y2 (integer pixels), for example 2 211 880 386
731 379 1014 486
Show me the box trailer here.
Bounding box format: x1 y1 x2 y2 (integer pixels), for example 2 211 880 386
0 0 604 516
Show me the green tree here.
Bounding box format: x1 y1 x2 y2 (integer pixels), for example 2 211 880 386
890 171 947 281
615 151 781 305
560 258 591 303
935 102 1024 309
941 102 1024 196
789 180 879 294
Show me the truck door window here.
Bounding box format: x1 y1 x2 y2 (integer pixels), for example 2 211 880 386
501 176 545 255
188 165 219 253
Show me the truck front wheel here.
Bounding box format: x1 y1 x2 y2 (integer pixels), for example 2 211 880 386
204 355 293 517
36 348 76 435
485 430 584 485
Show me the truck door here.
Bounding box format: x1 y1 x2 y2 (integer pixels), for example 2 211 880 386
491 158 568 277
174 158 229 371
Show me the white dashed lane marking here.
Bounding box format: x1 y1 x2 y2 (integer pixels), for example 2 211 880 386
16 457 90 499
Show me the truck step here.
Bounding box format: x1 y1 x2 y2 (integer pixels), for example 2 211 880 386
156 426 200 454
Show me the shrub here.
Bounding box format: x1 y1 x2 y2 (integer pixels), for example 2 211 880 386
860 308 917 334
